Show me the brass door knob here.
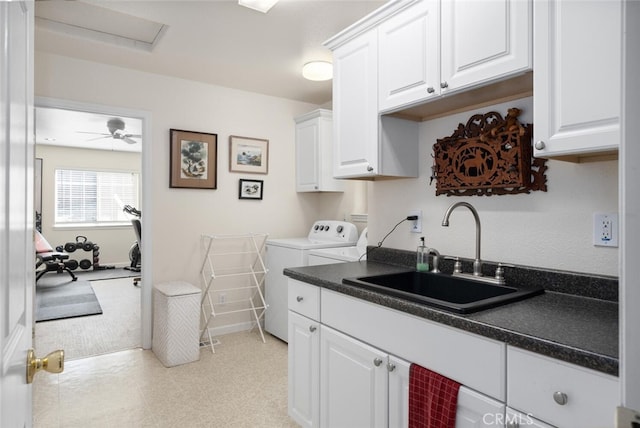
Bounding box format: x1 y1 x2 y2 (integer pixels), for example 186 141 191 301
27 349 64 384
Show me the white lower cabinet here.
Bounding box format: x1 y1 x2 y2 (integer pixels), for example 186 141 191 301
319 325 401 428
287 280 616 428
288 311 320 428
505 408 554 428
507 346 618 428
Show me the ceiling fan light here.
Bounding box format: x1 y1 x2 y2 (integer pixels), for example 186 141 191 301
302 61 333 81
238 0 279 13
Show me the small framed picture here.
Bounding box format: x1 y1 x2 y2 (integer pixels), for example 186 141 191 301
170 129 217 189
239 179 263 200
229 135 269 174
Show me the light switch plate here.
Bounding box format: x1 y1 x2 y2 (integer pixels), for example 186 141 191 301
593 213 618 247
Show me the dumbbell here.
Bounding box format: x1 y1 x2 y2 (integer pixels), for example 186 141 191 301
65 259 79 270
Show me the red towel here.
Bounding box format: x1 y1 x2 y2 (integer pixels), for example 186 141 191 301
409 363 461 428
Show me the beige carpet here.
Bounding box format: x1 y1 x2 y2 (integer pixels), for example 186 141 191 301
34 277 141 360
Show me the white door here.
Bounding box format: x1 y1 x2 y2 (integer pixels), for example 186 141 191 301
440 0 531 93
1 1 35 426
288 311 320 428
332 29 379 178
320 325 388 428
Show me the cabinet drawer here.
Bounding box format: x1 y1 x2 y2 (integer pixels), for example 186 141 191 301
507 346 618 428
288 279 320 320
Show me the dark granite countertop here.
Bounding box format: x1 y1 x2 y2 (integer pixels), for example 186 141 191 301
283 251 618 377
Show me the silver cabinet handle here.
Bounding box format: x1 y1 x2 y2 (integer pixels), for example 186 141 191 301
553 391 568 405
440 81 448 89
309 325 317 333
367 165 374 172
535 140 546 150
387 362 396 372
373 358 383 367
427 87 435 94
296 296 303 302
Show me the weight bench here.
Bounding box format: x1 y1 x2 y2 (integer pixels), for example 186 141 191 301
35 230 77 283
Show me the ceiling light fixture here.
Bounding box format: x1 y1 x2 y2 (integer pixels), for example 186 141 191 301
238 0 279 13
302 61 333 81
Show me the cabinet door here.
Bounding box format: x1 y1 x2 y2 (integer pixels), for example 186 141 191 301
288 311 320 428
320 325 388 428
505 408 555 428
388 355 411 428
296 118 321 192
378 0 439 112
332 29 379 178
456 386 506 428
533 0 621 158
441 0 531 93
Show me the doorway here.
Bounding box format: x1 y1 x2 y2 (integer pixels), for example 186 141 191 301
33 97 153 358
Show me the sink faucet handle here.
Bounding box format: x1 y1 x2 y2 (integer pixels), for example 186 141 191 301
428 248 440 273
445 256 463 274
494 263 515 282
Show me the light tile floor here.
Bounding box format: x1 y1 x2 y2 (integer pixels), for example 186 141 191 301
33 331 297 428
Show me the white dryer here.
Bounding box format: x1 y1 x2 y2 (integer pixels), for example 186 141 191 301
265 220 358 342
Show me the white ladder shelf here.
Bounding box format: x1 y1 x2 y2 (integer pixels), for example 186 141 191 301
199 233 269 353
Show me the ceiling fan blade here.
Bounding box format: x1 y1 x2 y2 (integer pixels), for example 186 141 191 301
76 131 111 136
85 135 113 142
123 137 139 144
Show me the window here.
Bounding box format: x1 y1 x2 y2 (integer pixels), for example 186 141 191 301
55 169 139 226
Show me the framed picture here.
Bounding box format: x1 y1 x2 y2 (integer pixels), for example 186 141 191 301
229 135 269 174
239 179 264 200
170 129 217 189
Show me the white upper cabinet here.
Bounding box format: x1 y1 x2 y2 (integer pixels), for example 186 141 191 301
295 109 344 192
331 29 381 178
533 0 621 159
378 0 532 113
378 0 440 111
440 0 532 94
330 27 419 179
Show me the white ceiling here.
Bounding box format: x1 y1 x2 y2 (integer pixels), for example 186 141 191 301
34 0 384 151
36 107 144 152
34 0 386 105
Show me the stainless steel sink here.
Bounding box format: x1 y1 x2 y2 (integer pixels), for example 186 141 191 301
343 271 544 314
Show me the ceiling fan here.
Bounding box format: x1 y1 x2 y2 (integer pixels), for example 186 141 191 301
78 117 141 144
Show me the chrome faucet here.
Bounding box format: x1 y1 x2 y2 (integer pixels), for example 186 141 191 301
441 202 482 277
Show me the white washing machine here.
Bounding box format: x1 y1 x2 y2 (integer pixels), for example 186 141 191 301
265 220 358 342
307 228 368 265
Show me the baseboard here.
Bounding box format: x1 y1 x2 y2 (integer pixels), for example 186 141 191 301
204 321 261 339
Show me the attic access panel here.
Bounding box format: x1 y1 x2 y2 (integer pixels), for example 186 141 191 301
431 108 547 196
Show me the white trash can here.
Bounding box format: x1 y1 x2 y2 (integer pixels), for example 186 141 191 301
152 281 201 367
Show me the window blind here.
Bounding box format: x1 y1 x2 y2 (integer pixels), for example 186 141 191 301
55 169 139 225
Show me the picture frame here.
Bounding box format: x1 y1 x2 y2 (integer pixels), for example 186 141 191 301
238 179 264 200
170 129 217 189
229 135 269 174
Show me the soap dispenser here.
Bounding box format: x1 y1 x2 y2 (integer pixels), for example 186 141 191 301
417 236 429 272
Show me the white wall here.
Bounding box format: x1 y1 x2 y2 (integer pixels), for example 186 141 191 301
369 97 618 277
36 144 140 266
34 52 366 290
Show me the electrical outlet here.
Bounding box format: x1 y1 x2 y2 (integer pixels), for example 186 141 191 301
593 213 618 247
409 210 422 233
219 293 226 305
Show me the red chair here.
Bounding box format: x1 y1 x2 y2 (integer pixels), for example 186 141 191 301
35 231 77 283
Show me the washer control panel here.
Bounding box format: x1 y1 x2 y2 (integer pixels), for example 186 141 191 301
308 220 358 244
